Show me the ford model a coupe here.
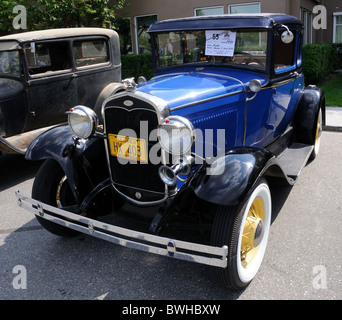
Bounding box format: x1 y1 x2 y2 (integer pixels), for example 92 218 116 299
0 28 121 155
16 14 325 289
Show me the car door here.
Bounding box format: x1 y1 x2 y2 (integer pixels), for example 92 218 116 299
245 27 301 148
264 27 300 143
24 40 77 132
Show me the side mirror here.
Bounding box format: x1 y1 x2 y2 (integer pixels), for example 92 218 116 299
280 25 294 44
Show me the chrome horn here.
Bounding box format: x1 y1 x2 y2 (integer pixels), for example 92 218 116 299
159 156 195 186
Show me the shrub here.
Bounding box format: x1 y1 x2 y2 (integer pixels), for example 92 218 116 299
302 43 340 85
121 53 153 80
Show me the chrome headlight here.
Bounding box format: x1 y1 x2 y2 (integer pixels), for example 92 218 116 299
67 106 98 139
157 116 195 155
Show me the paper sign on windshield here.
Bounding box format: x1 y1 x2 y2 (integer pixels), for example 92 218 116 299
205 30 237 57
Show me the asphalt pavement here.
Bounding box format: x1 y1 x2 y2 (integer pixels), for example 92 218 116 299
0 108 341 301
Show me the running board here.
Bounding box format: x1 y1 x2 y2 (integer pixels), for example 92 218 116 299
0 125 60 155
277 143 314 182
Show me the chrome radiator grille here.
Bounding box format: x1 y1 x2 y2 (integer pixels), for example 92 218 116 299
103 95 166 198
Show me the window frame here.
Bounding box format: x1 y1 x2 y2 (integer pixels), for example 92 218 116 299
194 6 224 17
228 2 261 14
73 37 110 70
24 39 72 78
301 7 313 45
152 28 270 74
134 14 158 54
273 27 298 75
333 12 342 43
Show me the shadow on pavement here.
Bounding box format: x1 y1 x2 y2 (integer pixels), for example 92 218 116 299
0 154 43 192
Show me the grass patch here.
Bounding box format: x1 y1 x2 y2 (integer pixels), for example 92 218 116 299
320 74 342 106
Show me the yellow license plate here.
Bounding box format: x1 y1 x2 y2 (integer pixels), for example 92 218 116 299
108 134 147 163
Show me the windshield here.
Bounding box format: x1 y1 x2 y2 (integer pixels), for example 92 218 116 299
154 29 268 71
0 50 20 78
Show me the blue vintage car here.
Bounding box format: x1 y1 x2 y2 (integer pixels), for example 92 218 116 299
16 14 325 289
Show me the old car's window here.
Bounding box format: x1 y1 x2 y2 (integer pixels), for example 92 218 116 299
154 29 267 71
0 50 20 78
73 39 109 68
24 41 71 75
274 30 296 73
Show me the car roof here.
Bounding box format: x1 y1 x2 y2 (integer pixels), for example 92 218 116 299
0 27 117 43
148 13 302 33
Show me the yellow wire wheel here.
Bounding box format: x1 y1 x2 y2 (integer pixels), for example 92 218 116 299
240 196 265 269
211 178 272 289
313 108 323 157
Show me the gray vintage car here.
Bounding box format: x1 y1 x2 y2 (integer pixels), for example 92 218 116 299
0 28 122 155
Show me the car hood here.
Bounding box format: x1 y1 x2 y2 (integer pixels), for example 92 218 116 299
138 68 267 110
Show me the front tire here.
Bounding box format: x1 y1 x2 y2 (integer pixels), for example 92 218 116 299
211 178 272 289
32 159 79 237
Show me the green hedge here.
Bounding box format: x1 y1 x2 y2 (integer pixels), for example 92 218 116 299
121 53 153 80
302 43 340 85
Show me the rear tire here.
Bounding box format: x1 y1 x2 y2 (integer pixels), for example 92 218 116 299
32 159 79 237
309 107 323 160
210 178 272 289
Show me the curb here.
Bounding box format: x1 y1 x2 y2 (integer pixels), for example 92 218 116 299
323 125 342 132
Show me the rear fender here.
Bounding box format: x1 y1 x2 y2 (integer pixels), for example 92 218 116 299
189 148 284 207
295 86 326 144
25 125 107 205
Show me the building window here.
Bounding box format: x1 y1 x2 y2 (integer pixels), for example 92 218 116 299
228 2 260 14
333 13 342 43
135 14 157 54
194 6 224 16
301 8 313 44
116 17 133 55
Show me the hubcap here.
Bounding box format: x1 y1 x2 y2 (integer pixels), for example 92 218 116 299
240 197 265 268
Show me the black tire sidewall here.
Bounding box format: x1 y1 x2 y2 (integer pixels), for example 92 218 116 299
32 159 78 237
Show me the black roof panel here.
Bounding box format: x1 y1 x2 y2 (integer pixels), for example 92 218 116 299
148 14 302 33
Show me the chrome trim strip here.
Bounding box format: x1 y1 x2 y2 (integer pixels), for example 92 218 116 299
15 190 228 268
170 90 245 111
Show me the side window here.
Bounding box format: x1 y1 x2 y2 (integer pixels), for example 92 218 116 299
274 30 296 73
73 39 109 68
24 41 71 75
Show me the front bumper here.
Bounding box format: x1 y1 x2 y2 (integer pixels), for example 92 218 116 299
15 190 228 268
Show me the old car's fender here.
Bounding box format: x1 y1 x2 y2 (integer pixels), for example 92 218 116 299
295 85 326 145
25 125 108 205
93 82 124 118
190 148 286 207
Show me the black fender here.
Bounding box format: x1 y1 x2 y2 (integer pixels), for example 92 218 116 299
295 85 326 144
93 82 124 119
188 147 286 207
25 125 108 206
